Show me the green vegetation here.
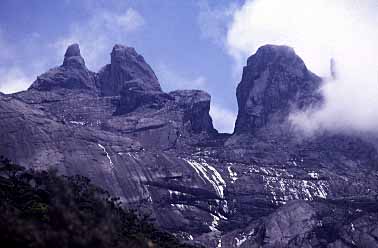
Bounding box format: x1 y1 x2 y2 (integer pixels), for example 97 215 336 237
0 156 196 248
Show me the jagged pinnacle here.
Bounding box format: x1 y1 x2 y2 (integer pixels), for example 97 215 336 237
63 43 85 68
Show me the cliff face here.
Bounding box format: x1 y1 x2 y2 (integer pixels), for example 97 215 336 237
1 44 378 248
234 45 322 134
98 44 161 96
29 44 98 93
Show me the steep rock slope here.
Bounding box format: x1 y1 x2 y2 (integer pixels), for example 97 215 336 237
6 44 228 240
234 45 322 134
29 44 98 93
1 44 377 247
98 44 161 96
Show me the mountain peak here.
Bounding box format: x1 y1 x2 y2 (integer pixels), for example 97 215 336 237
28 43 96 92
234 45 322 134
64 43 81 57
98 44 161 96
63 43 85 68
111 44 138 62
246 44 304 71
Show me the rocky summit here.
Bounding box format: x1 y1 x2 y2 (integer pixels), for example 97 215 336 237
1 44 378 248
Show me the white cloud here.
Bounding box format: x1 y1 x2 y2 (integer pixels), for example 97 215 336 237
197 1 238 46
0 30 36 94
51 7 145 71
112 8 145 32
0 67 33 94
227 0 378 134
210 104 236 133
155 63 207 91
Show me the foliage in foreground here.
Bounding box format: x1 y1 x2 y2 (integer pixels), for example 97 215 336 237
0 157 196 248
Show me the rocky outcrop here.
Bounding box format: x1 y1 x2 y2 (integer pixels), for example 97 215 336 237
115 79 172 114
14 44 217 151
2 43 378 248
115 86 216 134
170 90 216 134
63 43 85 68
221 199 378 247
29 44 98 92
98 44 161 96
234 45 322 134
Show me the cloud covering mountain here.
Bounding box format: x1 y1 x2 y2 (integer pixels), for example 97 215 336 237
226 0 378 134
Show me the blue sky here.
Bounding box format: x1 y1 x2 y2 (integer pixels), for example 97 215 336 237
0 0 244 132
1 0 377 133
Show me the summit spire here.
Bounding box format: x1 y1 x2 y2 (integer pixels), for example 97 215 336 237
63 43 85 68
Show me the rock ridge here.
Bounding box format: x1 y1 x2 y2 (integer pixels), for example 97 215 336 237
2 43 378 248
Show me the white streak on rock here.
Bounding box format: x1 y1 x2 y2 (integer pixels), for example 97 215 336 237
227 166 238 183
185 159 226 198
235 236 247 247
209 214 220 232
98 144 114 170
70 121 85 126
217 239 222 248
308 171 320 179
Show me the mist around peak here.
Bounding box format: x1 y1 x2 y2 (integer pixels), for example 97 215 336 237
227 0 378 135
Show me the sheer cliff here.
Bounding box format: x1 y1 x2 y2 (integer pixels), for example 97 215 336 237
1 44 377 248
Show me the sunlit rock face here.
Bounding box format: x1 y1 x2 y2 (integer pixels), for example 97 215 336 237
1 43 378 248
234 45 322 134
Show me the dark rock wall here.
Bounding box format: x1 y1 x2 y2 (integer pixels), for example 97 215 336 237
234 45 322 134
98 44 161 96
1 43 378 248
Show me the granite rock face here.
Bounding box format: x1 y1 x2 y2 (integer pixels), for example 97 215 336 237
234 45 322 134
169 90 216 134
115 79 172 114
221 200 378 248
63 43 85 68
98 44 161 96
29 44 98 92
1 44 378 248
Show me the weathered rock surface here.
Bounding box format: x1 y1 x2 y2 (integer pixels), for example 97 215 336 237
170 90 215 134
1 44 378 247
221 200 378 248
29 44 98 92
115 79 172 114
98 44 161 96
234 45 322 134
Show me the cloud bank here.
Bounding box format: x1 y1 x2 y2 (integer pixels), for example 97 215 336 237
0 67 32 94
0 30 49 94
227 0 378 134
210 104 236 134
